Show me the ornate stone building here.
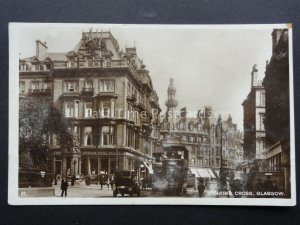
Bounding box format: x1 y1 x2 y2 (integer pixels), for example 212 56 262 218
160 79 243 179
263 28 290 195
19 30 161 180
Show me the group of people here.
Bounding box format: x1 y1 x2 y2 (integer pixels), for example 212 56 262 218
254 177 279 193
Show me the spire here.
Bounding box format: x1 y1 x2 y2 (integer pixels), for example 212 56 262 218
227 114 232 124
217 114 222 124
165 78 178 130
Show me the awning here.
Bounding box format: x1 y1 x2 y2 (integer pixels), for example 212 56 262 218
207 169 216 179
190 167 200 178
196 168 212 178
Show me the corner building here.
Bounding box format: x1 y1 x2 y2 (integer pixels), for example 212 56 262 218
19 30 161 179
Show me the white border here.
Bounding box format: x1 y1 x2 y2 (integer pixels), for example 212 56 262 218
8 23 296 206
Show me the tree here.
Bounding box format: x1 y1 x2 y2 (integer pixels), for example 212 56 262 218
19 97 73 171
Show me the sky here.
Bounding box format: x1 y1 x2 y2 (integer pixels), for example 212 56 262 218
17 24 276 129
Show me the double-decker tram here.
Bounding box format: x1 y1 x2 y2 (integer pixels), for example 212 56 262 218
152 144 189 195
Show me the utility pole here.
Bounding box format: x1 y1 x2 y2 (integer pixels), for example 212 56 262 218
218 115 225 186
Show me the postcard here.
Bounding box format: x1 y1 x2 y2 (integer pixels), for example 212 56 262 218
8 23 296 205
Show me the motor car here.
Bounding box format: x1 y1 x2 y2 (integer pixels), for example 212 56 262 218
112 170 140 197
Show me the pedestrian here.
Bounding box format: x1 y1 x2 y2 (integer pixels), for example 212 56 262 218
263 176 273 192
197 179 205 197
71 174 76 186
255 178 264 197
61 177 69 197
110 176 114 189
272 180 279 192
100 175 103 190
107 177 110 190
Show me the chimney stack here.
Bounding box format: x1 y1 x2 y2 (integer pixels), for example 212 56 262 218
36 40 48 60
251 64 258 87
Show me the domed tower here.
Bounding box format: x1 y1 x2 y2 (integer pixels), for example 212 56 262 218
165 78 178 130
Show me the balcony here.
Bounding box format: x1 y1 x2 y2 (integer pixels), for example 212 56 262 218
62 90 80 97
82 88 94 96
28 88 52 96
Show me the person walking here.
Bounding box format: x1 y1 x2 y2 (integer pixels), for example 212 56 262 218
61 178 69 197
197 179 205 197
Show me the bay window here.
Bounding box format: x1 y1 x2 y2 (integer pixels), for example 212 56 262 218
101 126 114 146
65 101 79 118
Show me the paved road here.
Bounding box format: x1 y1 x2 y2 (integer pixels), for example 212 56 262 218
54 180 221 198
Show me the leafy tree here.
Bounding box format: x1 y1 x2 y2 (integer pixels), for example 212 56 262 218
19 97 73 171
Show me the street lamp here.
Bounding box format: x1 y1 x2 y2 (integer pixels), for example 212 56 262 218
217 115 225 187
73 159 77 175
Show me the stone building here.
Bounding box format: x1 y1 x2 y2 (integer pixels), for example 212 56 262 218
160 79 243 179
19 30 161 180
263 28 290 195
242 65 266 161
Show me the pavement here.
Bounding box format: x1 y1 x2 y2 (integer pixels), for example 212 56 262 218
53 179 233 198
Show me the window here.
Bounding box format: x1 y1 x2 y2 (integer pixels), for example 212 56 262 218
64 80 78 92
100 100 114 118
189 136 195 142
204 159 208 166
65 101 79 118
191 158 195 165
198 159 203 166
196 123 202 132
65 102 74 117
84 102 93 118
31 81 39 90
87 58 93 67
101 126 114 146
84 127 93 146
178 121 185 130
259 113 265 131
43 82 51 90
73 126 78 135
105 59 111 67
85 80 93 89
19 81 25 93
99 80 114 92
182 136 187 141
261 92 265 106
216 159 220 167
127 82 132 96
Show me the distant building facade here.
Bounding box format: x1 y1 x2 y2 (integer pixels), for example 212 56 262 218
19 30 161 179
242 65 266 161
160 79 243 179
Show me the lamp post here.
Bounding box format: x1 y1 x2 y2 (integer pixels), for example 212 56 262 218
217 115 225 188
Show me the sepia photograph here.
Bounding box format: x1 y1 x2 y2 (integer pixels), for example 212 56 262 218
8 23 295 205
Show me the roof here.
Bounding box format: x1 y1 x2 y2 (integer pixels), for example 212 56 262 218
41 53 67 61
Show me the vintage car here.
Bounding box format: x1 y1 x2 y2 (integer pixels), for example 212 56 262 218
112 170 141 197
